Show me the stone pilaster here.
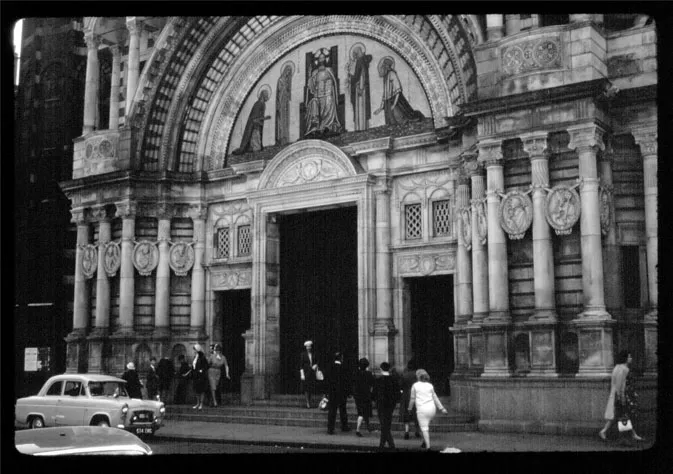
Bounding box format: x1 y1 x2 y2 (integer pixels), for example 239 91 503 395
154 206 173 338
455 174 473 325
114 202 136 334
188 205 207 338
82 34 100 134
92 207 112 336
632 126 658 376
125 18 142 115
66 209 91 373
468 158 489 323
108 45 121 129
373 178 396 366
568 124 614 377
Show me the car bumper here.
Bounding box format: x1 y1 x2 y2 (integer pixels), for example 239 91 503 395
121 421 162 436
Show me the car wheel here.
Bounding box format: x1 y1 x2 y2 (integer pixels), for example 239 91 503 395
29 416 45 429
96 419 110 428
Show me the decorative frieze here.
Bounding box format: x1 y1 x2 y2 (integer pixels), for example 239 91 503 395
545 185 582 236
211 269 253 290
397 252 455 276
84 134 118 161
498 190 533 240
501 34 563 77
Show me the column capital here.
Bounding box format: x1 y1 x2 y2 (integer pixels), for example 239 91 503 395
520 132 549 159
71 208 91 225
188 204 208 221
461 152 482 176
91 205 113 222
156 203 175 221
126 17 143 35
115 201 137 219
84 34 100 51
109 44 121 57
373 176 392 194
631 126 658 157
567 124 606 153
477 140 503 164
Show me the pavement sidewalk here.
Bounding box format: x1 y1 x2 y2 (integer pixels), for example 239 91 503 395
154 420 654 452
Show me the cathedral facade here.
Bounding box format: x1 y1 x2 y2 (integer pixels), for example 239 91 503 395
54 14 657 434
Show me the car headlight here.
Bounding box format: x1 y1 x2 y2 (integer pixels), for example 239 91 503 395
121 403 129 415
159 403 165 414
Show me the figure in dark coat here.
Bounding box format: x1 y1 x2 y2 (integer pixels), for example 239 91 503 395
122 362 143 399
157 356 174 403
374 362 399 450
400 359 421 439
174 354 191 405
300 340 320 408
326 352 351 434
374 56 424 126
352 357 375 435
191 344 209 410
146 357 160 401
232 89 271 155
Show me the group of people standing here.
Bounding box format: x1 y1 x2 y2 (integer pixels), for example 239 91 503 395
121 357 173 402
300 341 447 451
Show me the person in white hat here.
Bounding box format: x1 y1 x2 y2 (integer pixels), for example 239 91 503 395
191 344 208 410
122 361 143 399
300 340 320 408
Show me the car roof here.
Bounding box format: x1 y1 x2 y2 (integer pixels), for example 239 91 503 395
45 373 126 384
15 426 151 455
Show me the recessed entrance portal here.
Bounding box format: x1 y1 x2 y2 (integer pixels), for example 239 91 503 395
407 275 454 395
214 289 251 393
278 206 358 394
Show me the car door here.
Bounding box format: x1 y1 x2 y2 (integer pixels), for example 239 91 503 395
41 380 64 426
56 380 86 426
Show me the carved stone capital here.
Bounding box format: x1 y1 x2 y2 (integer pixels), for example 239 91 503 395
109 44 121 58
115 201 137 219
521 133 549 159
71 208 90 225
126 17 143 36
461 152 481 176
188 204 208 221
477 141 503 163
373 176 392 195
156 203 174 221
567 125 606 153
84 34 100 51
91 205 112 222
631 126 658 157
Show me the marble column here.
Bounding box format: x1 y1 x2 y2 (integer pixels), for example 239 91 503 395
66 209 91 373
115 202 136 333
632 127 658 376
568 124 614 376
108 45 121 130
154 208 172 338
469 160 489 323
82 34 100 134
373 178 396 367
125 18 141 115
93 208 112 335
479 140 511 377
455 175 473 325
598 142 623 315
189 205 207 337
486 14 505 41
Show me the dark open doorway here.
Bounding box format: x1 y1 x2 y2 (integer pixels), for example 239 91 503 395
216 289 251 393
408 275 454 395
279 206 358 394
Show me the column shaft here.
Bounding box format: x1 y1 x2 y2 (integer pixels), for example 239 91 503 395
374 184 394 367
155 218 171 331
190 215 206 331
599 154 623 313
125 19 141 115
470 172 489 320
73 221 91 331
108 45 121 129
642 153 657 312
94 219 111 331
456 180 473 323
82 35 99 134
118 215 135 331
485 161 509 319
486 14 505 40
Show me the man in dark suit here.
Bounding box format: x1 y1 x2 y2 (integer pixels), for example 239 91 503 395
157 356 174 403
373 361 399 450
327 351 351 434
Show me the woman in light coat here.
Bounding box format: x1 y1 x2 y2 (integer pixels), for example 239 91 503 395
599 350 643 441
408 369 447 450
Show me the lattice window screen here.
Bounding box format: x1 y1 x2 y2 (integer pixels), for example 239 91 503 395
238 225 251 256
433 200 452 236
405 204 422 240
215 227 230 259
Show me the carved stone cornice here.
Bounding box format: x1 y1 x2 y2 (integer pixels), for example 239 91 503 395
567 124 606 153
631 126 658 157
115 201 137 219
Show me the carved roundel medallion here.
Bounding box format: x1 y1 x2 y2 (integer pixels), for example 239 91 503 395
545 185 581 236
103 241 121 277
460 207 472 251
133 240 159 276
168 242 195 276
81 244 98 279
474 199 488 245
419 256 436 276
499 190 533 240
599 186 611 236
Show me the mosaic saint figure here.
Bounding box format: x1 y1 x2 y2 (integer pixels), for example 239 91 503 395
275 64 293 146
232 87 271 155
305 48 341 136
346 44 372 131
374 57 424 126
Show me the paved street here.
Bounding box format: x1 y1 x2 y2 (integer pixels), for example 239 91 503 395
149 438 358 454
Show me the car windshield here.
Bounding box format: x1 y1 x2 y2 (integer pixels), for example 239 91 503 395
87 381 129 397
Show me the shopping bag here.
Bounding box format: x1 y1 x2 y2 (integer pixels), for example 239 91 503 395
618 418 633 432
318 395 329 411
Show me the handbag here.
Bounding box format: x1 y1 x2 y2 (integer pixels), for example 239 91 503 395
316 369 324 381
318 395 329 411
618 418 633 432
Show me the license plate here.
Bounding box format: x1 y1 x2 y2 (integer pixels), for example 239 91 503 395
135 427 153 435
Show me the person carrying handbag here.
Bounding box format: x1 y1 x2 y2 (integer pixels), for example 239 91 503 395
599 350 644 442
300 340 319 408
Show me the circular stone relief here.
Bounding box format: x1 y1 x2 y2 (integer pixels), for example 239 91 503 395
81 244 98 279
102 241 121 277
499 190 533 240
534 40 559 65
168 242 195 276
133 240 159 276
98 139 113 158
545 185 581 236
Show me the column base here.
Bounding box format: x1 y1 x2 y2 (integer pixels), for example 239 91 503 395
524 321 558 375
481 324 512 377
577 309 611 320
187 327 208 342
470 312 489 324
570 318 615 377
86 334 109 375
484 311 510 323
530 309 558 321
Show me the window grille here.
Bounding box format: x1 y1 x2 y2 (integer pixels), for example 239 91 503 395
238 225 251 256
215 227 230 259
433 200 452 237
405 204 422 240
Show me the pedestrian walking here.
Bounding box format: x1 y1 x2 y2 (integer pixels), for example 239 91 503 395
408 369 447 450
208 344 230 407
599 350 644 442
122 362 143 399
191 344 209 410
300 340 320 408
352 357 375 436
400 359 421 440
157 356 174 403
174 354 191 405
373 362 399 450
146 357 160 401
326 351 351 434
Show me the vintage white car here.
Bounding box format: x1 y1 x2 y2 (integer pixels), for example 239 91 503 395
15 374 165 436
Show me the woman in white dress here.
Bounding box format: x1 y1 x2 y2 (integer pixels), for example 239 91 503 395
408 369 448 450
599 350 643 441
